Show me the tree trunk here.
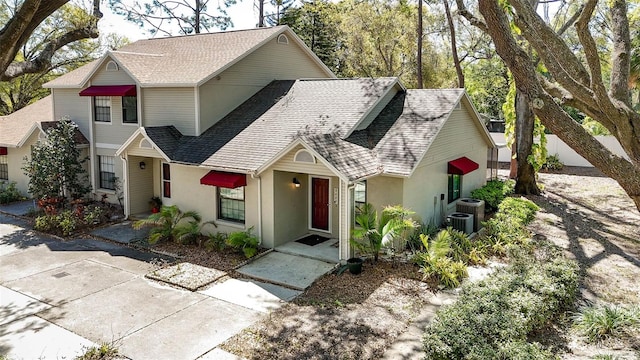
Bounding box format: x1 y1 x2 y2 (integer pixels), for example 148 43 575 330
514 89 540 195
444 0 464 88
259 0 265 27
417 0 423 89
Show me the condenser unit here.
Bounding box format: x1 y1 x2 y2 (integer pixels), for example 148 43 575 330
456 198 485 232
447 212 474 235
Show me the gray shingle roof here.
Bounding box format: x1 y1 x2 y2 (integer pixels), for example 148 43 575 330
143 79 467 181
45 26 321 88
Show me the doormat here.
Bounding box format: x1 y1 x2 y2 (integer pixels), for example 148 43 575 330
296 234 330 246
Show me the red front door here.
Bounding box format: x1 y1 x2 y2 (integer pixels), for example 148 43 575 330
311 177 329 231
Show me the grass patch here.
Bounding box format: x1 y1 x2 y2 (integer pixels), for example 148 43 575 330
75 342 120 360
573 304 640 343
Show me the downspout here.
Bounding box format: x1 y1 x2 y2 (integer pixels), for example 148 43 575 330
120 155 129 218
343 182 356 261
251 172 262 244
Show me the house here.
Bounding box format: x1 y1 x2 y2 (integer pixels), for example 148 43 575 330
4 26 495 261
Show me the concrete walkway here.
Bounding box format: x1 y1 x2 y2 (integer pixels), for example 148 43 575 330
0 213 277 360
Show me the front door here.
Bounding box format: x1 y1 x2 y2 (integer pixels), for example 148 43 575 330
311 177 329 231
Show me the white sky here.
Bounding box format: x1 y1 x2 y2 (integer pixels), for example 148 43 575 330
98 0 261 42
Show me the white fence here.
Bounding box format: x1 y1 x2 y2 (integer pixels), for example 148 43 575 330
490 133 629 167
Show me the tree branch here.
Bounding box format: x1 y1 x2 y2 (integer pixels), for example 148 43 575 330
454 0 488 32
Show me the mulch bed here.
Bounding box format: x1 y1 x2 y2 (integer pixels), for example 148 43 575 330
150 241 260 272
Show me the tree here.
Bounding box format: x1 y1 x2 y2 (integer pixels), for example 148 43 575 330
476 0 640 211
109 0 236 36
23 118 91 204
265 0 296 26
0 0 102 81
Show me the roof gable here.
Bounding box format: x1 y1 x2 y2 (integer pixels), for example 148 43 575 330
44 26 333 88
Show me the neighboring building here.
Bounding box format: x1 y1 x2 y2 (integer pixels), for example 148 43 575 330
3 26 495 260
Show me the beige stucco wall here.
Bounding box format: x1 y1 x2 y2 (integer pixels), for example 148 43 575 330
5 131 39 194
198 37 333 134
127 155 154 214
272 170 309 246
366 176 405 214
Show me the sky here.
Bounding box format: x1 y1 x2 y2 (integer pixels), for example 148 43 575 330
98 0 261 42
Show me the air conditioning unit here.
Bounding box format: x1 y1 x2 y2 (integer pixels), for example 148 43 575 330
447 212 473 235
456 198 485 232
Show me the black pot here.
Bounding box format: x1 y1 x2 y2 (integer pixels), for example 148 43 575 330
346 257 363 275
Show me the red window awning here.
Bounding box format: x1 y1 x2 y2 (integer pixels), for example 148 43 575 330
200 171 247 188
448 157 479 175
0 147 7 155
79 85 136 97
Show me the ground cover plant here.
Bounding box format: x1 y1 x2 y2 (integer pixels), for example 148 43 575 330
470 179 515 211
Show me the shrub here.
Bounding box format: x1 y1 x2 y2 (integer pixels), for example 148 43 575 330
133 205 203 244
543 153 564 171
413 230 468 289
205 232 228 251
423 255 579 359
0 181 24 204
35 210 79 236
480 197 540 256
470 179 515 211
226 227 260 258
573 304 640 343
406 221 439 252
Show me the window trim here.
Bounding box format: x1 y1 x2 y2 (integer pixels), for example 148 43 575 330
98 155 116 190
162 163 171 198
94 96 112 123
448 174 462 204
217 186 245 224
121 96 138 125
0 154 8 180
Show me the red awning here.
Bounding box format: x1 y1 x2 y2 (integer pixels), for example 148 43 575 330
79 85 136 97
200 171 247 188
448 157 479 175
0 147 7 155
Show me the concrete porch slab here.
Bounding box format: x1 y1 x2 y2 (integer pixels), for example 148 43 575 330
235 251 335 290
118 297 261 360
276 238 339 263
199 278 301 313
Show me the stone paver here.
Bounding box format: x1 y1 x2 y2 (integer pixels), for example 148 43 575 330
147 262 227 290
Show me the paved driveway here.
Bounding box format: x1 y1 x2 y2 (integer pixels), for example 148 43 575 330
0 214 259 360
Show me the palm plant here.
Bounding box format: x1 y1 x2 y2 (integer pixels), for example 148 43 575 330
414 231 468 288
351 203 416 261
174 219 217 246
133 205 202 244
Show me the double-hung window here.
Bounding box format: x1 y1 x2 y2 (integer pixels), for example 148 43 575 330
162 163 171 198
354 181 366 215
0 155 8 180
218 187 245 223
99 156 116 190
122 96 137 124
94 96 111 122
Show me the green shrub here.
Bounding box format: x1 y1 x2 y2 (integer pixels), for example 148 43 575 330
423 255 578 359
413 230 468 288
470 179 515 211
480 197 540 256
497 197 540 225
406 221 439 252
35 210 79 236
226 227 260 258
573 304 640 343
204 232 228 251
543 153 564 171
0 181 24 204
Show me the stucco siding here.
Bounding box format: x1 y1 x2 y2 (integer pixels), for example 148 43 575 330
366 176 404 214
273 170 309 246
5 132 39 194
128 155 154 214
142 88 196 135
165 164 258 236
53 89 91 139
198 37 332 133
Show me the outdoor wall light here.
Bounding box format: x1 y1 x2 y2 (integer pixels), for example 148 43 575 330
293 177 301 188
139 161 146 170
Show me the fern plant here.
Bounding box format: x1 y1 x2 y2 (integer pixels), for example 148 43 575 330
226 227 259 258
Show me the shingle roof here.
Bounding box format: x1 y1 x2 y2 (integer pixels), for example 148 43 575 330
141 78 468 181
45 26 314 87
0 95 53 147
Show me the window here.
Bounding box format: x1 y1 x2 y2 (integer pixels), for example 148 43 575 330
0 155 8 180
162 163 171 198
448 174 461 203
122 96 137 124
99 156 116 190
218 187 245 223
354 181 366 214
94 96 111 122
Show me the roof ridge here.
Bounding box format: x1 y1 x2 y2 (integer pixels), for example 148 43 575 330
111 51 164 57
135 25 286 42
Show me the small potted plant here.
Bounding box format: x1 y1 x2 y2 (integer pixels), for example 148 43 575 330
346 257 364 275
149 196 162 213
